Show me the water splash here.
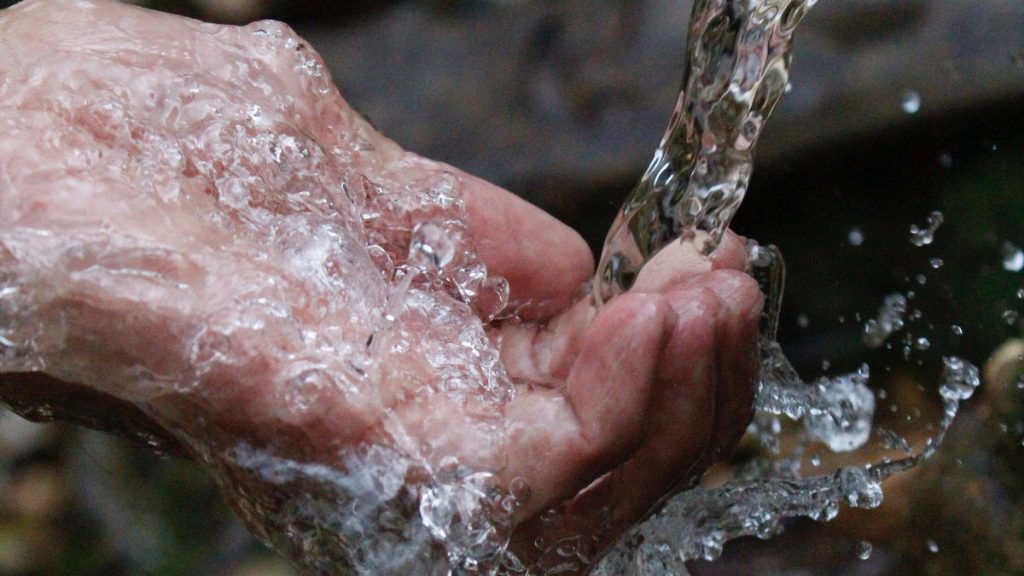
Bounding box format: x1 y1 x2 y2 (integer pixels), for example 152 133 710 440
593 346 979 574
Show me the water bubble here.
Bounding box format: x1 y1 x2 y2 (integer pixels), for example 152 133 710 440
909 211 943 247
284 368 344 412
929 258 944 269
408 221 461 274
848 227 865 246
797 314 810 328
926 539 940 553
856 540 873 560
1017 288 1024 299
901 91 921 114
1002 241 1024 272
938 152 953 168
950 324 964 336
914 336 931 351
472 276 510 322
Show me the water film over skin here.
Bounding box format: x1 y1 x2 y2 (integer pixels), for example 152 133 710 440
0 0 763 573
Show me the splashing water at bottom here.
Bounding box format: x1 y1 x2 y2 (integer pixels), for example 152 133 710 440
592 307 979 574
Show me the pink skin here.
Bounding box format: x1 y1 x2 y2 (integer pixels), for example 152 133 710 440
0 0 763 572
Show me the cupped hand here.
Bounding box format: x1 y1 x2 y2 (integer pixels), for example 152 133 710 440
0 0 763 573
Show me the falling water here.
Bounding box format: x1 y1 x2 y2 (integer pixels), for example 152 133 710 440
596 0 818 302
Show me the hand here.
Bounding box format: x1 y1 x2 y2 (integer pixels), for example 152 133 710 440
0 0 763 573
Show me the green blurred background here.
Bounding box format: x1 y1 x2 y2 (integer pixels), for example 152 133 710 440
0 0 1021 574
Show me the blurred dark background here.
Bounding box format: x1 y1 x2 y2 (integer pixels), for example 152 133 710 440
0 0 1022 574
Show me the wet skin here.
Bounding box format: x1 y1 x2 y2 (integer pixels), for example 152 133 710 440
0 0 762 571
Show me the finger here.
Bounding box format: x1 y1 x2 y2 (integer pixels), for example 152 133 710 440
494 295 595 386
509 272 762 567
630 230 750 294
508 287 722 565
457 171 595 321
700 269 764 453
710 229 752 272
499 292 674 520
492 231 751 388
576 286 721 518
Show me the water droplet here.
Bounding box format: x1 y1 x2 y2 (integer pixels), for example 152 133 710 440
848 227 865 246
863 294 908 348
901 91 921 114
926 539 939 553
797 314 810 328
1002 241 1024 272
950 324 964 336
930 258 944 269
1017 288 1024 299
938 152 953 168
856 540 873 560
909 211 943 247
914 336 931 351
939 357 980 402
1004 309 1020 325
